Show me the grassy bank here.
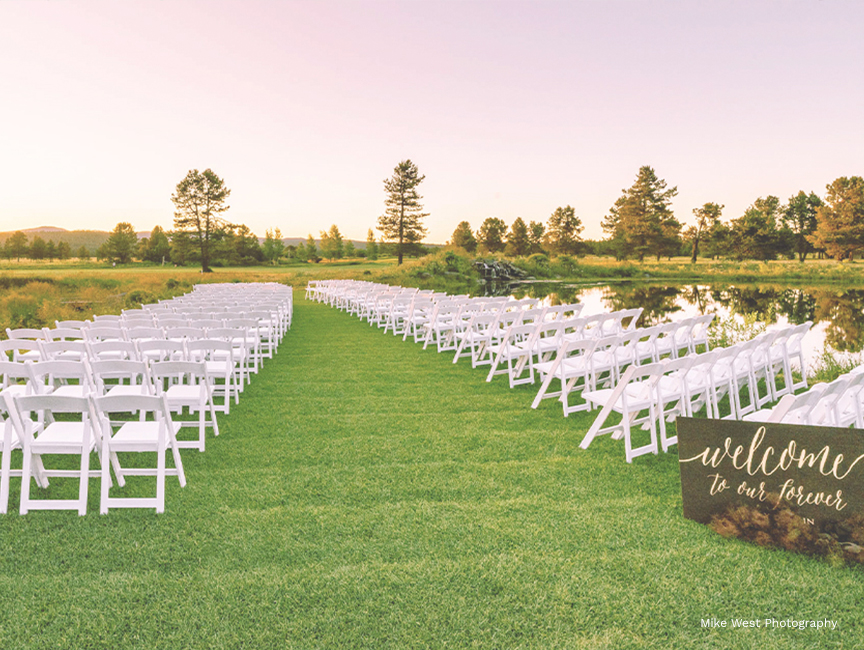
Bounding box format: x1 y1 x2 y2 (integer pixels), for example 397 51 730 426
1 292 861 649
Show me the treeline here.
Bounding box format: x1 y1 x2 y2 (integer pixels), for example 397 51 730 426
1 231 81 261
448 168 864 263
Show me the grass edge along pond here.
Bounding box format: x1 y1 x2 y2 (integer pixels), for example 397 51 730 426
1 291 861 649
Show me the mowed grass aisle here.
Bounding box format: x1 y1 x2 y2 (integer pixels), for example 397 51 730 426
1 292 862 649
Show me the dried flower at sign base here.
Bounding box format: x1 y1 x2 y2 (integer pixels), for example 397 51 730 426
708 494 864 568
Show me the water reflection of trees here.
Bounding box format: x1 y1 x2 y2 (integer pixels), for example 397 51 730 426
507 283 589 304
812 289 864 352
602 285 683 327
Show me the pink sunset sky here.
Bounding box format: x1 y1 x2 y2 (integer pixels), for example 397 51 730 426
1 0 862 243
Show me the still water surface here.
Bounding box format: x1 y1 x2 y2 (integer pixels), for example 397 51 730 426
503 281 864 362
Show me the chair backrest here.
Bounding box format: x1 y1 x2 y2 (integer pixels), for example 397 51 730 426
12 393 99 433
136 339 186 362
87 340 139 361
150 360 208 383
90 359 153 394
55 319 90 329
0 339 42 362
94 392 170 419
84 325 126 343
164 327 205 341
0 360 31 391
186 339 234 364
39 340 89 361
6 328 45 341
125 326 165 341
25 360 93 395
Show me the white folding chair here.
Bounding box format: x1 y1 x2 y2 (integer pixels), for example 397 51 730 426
94 393 186 514
581 362 665 463
5 393 103 515
531 338 597 414
150 361 219 452
186 339 237 411
25 360 94 398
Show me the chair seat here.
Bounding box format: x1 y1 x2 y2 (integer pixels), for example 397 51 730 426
111 420 183 446
32 422 95 451
51 385 89 398
105 385 152 398
0 384 29 398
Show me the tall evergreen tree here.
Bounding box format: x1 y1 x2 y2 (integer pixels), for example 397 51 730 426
505 218 531 256
305 234 318 261
451 221 477 253
142 225 172 263
365 228 379 260
319 224 344 260
603 166 679 261
808 176 864 260
57 241 71 260
262 228 285 265
171 168 231 272
377 159 428 265
783 191 823 262
730 196 785 261
689 202 724 263
477 217 507 254
104 222 139 264
7 231 28 261
29 235 47 260
528 221 546 254
545 206 584 255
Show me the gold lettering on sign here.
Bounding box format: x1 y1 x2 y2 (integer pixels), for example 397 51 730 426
680 427 864 481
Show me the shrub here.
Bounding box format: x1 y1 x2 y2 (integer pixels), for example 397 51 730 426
125 289 157 308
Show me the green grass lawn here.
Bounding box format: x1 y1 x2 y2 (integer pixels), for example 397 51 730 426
1 292 861 649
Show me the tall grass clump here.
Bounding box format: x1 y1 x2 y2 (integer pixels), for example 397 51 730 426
808 346 863 384
708 312 768 348
0 273 192 333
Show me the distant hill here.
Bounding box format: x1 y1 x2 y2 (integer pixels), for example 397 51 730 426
0 227 441 253
0 228 113 252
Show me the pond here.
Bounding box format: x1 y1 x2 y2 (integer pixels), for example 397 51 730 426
499 281 864 363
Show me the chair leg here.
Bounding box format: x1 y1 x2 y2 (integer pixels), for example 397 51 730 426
77 447 89 516
19 447 33 515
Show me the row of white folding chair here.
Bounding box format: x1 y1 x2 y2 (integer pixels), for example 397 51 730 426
1 389 186 515
575 324 815 462
28 331 254 391
742 366 864 427
2 357 221 454
530 322 800 420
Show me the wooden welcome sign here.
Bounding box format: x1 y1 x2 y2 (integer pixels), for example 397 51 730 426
677 417 864 526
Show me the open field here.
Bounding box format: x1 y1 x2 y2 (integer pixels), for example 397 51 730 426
1 292 861 649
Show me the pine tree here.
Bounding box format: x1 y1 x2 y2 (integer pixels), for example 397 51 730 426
477 218 507 254
262 228 286 265
689 203 724 263
7 231 28 261
545 206 583 255
783 191 823 262
451 221 477 253
319 224 344 260
505 218 531 256
305 234 318 262
528 221 546 254
142 225 172 263
104 222 139 264
603 166 679 262
171 168 231 272
365 228 379 260
377 160 428 265
808 176 864 260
